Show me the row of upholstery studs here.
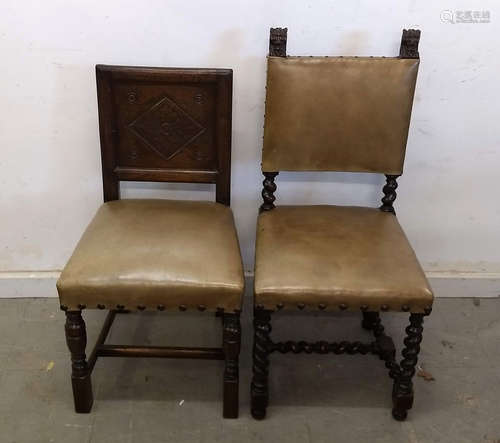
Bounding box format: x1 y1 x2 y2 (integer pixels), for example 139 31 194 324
259 303 432 314
60 304 432 315
60 304 235 313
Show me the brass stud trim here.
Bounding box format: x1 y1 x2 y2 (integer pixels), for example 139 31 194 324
198 305 206 312
157 305 165 311
297 303 305 310
276 303 284 310
339 303 348 311
402 305 410 312
97 304 105 310
116 304 125 310
179 304 187 311
424 306 432 315
381 304 389 312
78 304 86 310
360 305 368 311
137 305 146 311
318 303 326 310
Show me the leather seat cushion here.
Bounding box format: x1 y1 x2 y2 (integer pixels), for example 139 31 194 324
57 199 245 312
254 206 433 313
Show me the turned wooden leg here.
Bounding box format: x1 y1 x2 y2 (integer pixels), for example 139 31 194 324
222 312 241 419
65 311 93 413
392 313 425 421
251 308 272 420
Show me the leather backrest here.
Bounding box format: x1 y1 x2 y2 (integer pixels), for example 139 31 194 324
262 56 419 174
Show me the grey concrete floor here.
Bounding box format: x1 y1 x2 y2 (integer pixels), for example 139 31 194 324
0 294 499 443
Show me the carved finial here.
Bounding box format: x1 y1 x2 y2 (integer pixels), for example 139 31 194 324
269 28 288 57
399 29 421 59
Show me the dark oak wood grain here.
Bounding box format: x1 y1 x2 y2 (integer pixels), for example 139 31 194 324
65 311 93 413
97 344 224 360
251 308 272 420
96 65 232 205
223 313 241 418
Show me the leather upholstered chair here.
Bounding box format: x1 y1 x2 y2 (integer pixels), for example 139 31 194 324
251 28 433 421
57 65 244 418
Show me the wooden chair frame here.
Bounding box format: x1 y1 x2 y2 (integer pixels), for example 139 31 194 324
62 65 241 418
251 28 431 421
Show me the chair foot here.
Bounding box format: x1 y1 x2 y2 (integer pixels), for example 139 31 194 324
392 386 413 420
392 383 413 421
251 384 269 420
223 381 238 419
65 311 94 413
392 407 408 421
223 313 241 419
71 374 93 413
251 308 272 420
391 313 424 421
251 405 267 420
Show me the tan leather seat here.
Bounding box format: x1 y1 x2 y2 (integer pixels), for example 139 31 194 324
57 199 245 312
254 205 433 313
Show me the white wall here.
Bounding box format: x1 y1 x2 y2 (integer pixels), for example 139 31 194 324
1 1 499 291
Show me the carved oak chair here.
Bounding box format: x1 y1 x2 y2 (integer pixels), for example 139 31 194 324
251 28 433 421
57 65 244 418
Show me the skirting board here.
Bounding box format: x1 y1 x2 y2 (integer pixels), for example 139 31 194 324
0 271 499 299
0 272 61 298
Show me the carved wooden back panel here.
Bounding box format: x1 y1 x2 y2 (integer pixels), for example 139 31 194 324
96 65 232 205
